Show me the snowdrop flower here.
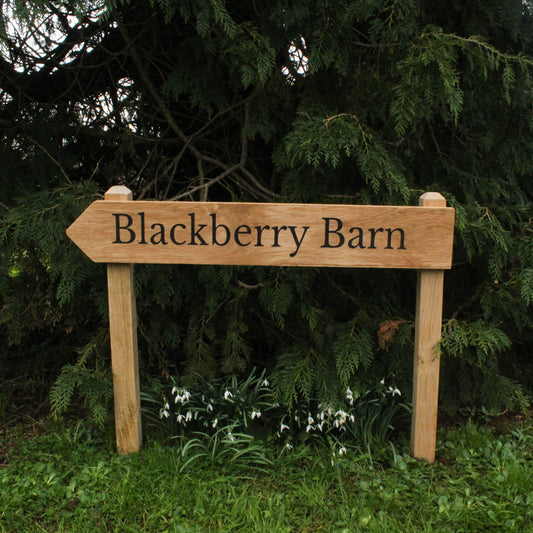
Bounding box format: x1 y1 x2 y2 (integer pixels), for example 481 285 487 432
185 411 192 422
174 389 191 404
160 403 170 419
306 424 314 433
335 410 347 421
346 388 354 405
261 379 270 387
387 386 401 396
207 403 213 412
285 443 293 451
212 418 218 428
307 414 314 425
223 390 233 400
339 446 347 456
334 410 349 429
380 378 385 385
171 386 178 395
227 432 236 442
251 410 262 420
177 414 186 424
280 423 290 433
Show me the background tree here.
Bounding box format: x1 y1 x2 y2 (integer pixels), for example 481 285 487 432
1 0 533 423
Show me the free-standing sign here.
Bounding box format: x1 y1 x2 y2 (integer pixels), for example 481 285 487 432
67 186 455 463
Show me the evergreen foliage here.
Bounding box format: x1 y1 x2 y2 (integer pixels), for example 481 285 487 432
1 0 533 419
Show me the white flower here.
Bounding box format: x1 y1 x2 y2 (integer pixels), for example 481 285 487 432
306 424 314 433
307 415 314 425
160 409 169 419
251 410 262 420
174 390 191 404
212 418 218 428
280 423 290 433
171 386 178 395
185 411 192 422
335 410 348 425
339 446 347 456
207 403 213 412
227 432 236 442
177 414 186 424
224 390 233 400
261 379 270 387
346 388 354 405
380 378 385 385
285 443 293 451
387 386 401 396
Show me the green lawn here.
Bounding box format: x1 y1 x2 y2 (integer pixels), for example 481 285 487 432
1 418 533 532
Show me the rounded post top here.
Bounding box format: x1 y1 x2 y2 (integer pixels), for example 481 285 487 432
419 192 446 207
105 185 133 201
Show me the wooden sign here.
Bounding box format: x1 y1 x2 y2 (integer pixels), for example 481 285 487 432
67 200 454 269
67 186 455 463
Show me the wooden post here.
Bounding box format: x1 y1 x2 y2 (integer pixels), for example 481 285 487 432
411 192 447 463
105 186 142 454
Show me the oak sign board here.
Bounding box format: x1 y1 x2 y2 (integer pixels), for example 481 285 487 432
67 186 455 463
67 200 454 269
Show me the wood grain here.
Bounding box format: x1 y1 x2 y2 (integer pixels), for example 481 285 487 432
410 193 446 463
67 200 455 269
105 186 142 454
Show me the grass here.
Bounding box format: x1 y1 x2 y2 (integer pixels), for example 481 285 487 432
1 417 533 532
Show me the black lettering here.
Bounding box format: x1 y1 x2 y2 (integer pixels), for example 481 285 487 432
188 213 208 245
254 225 271 247
385 228 406 249
288 226 309 257
272 225 288 247
112 214 135 244
138 212 147 244
235 225 251 246
150 223 167 245
210 214 230 246
170 224 186 245
348 227 366 249
368 228 384 249
321 217 344 248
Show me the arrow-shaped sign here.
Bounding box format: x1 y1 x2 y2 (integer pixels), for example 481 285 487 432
67 197 455 269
